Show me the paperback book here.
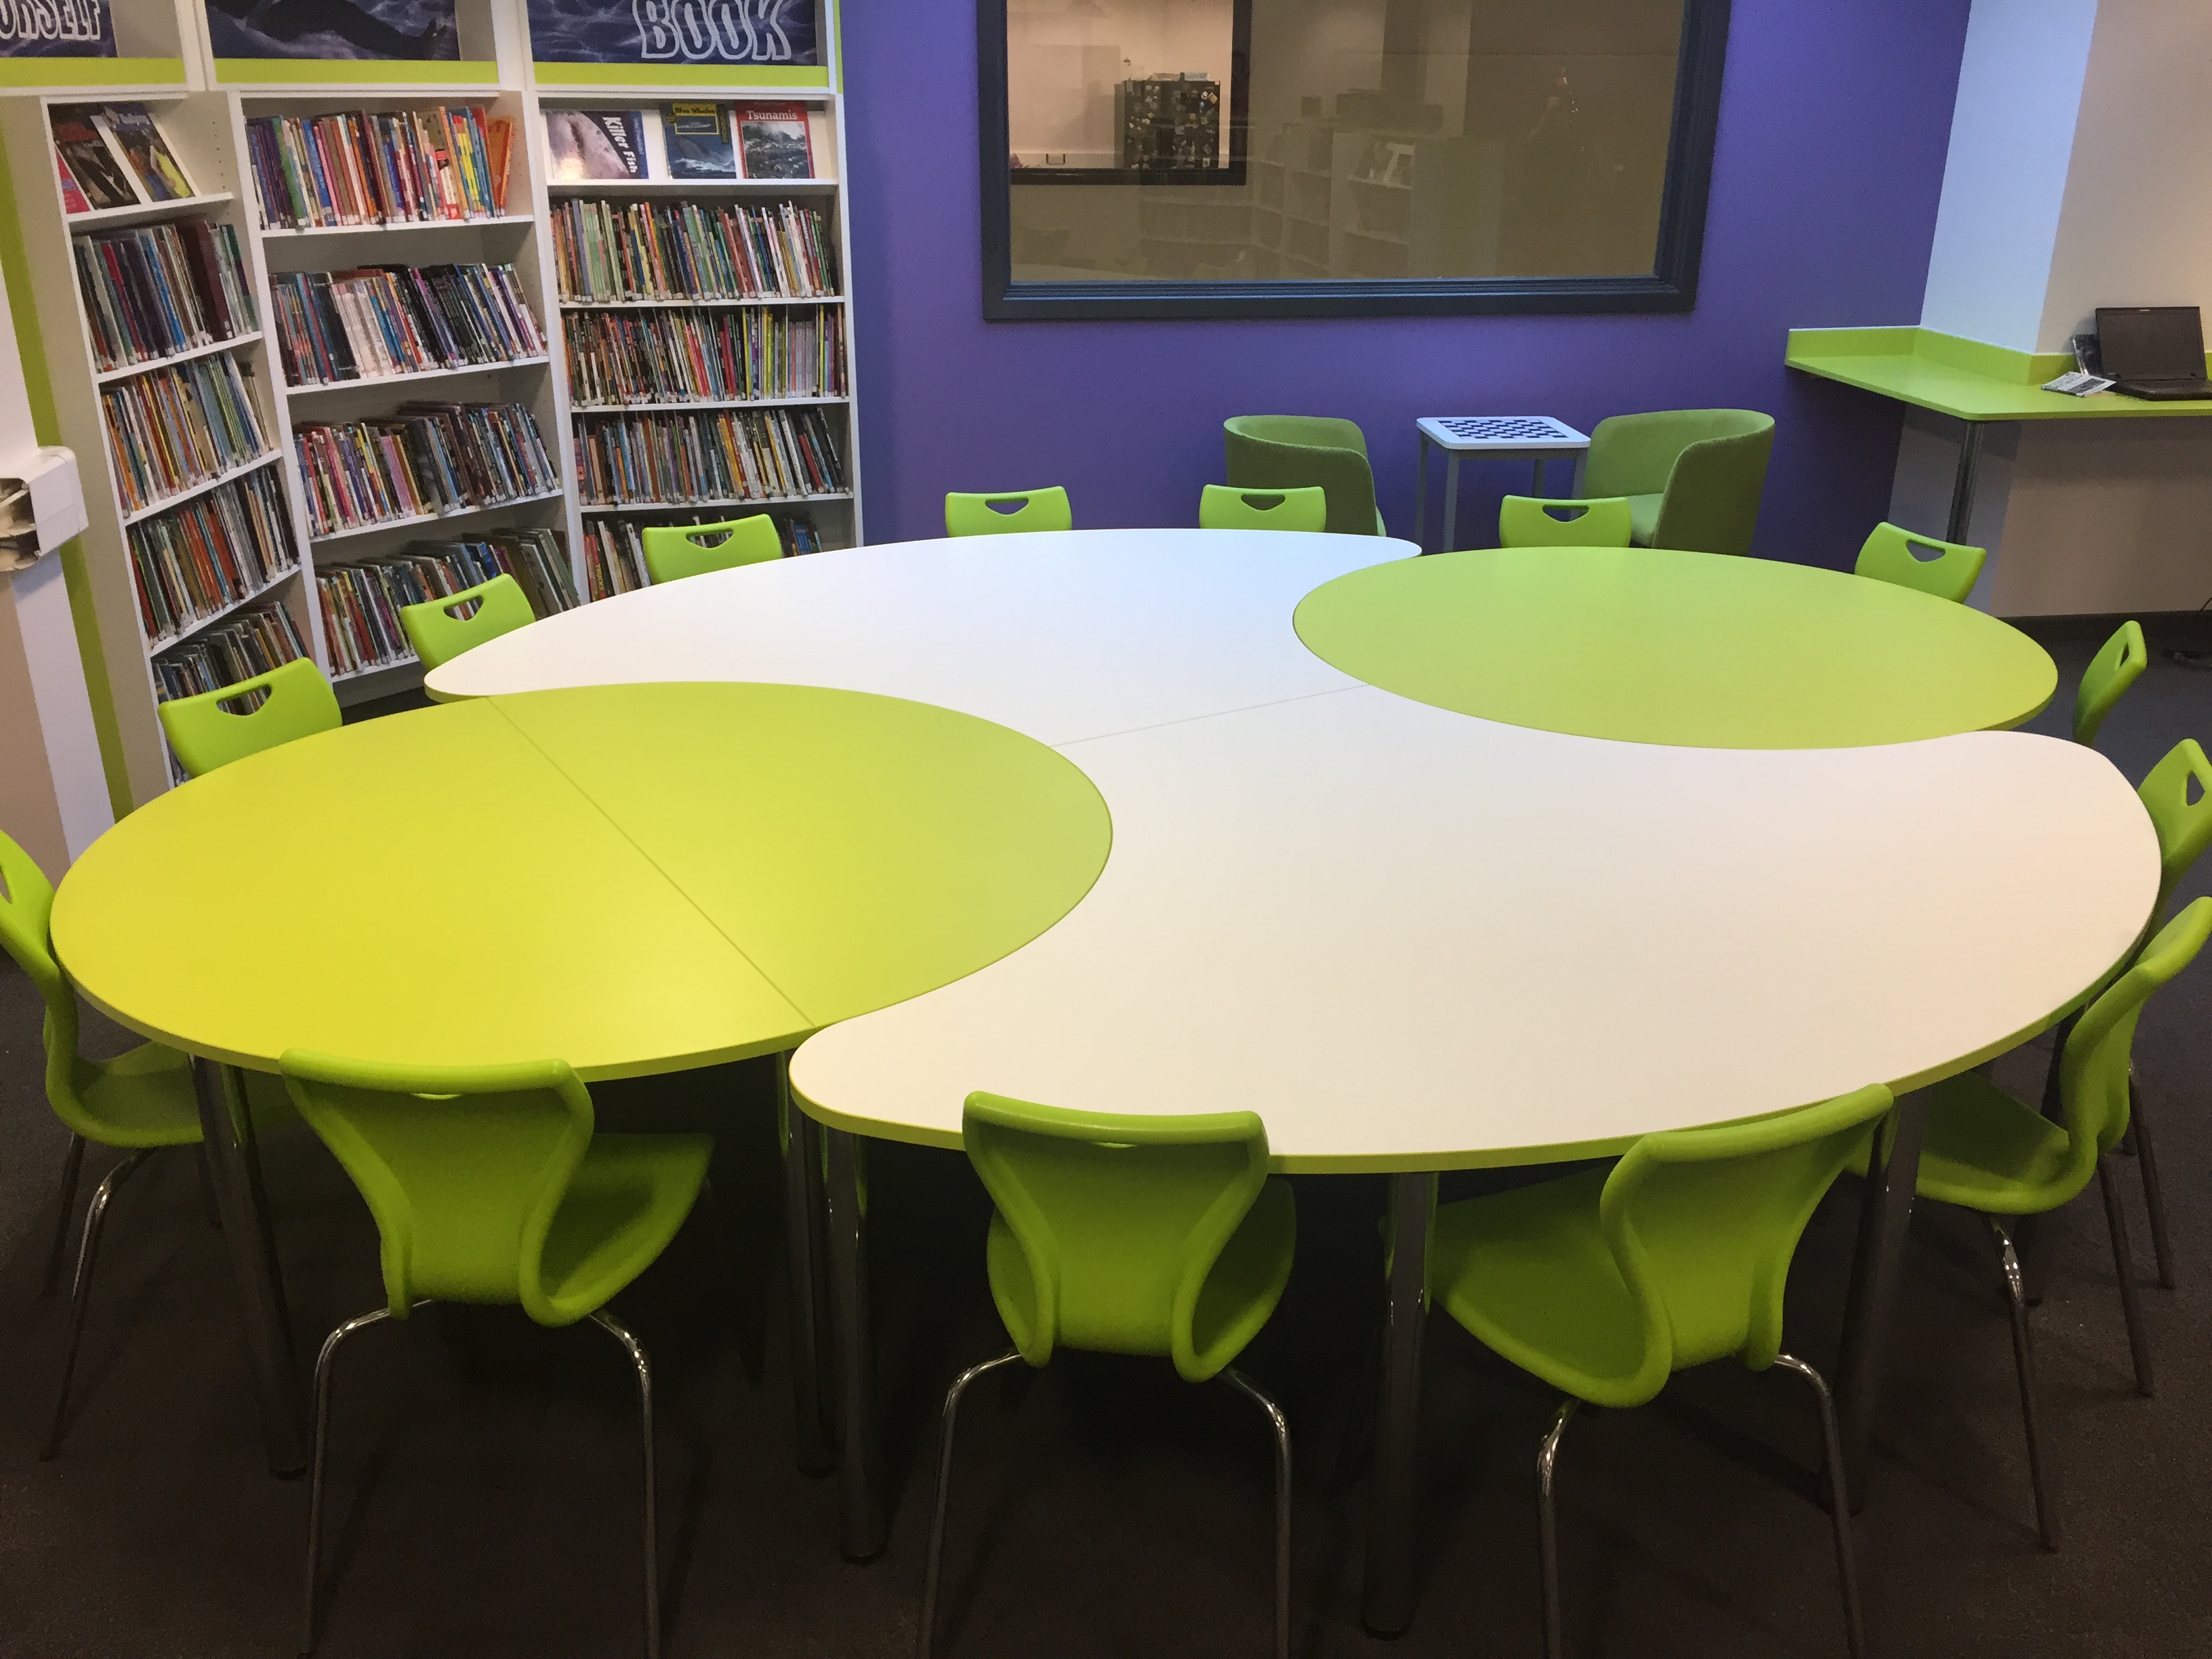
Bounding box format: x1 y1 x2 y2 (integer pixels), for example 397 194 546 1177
49 105 137 211
545 109 646 182
664 104 735 181
736 104 812 180
96 105 197 202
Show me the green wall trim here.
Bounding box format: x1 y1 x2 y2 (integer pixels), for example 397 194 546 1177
1786 325 2212 421
218 59 500 87
0 135 131 819
0 58 186 89
535 63 833 90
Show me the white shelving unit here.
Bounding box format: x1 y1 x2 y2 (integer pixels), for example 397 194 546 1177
0 0 860 796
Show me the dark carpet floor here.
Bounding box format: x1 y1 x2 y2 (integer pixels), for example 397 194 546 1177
3 617 2211 1658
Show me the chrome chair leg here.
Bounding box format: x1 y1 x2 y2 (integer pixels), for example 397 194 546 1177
42 1147 151 1460
2095 1161 2155 1397
590 1309 662 1659
192 1142 222 1229
1774 1353 1867 1659
2127 1071 2175 1288
1221 1367 1293 1659
1990 1218 2060 1550
1536 1397 1578 1659
301 1307 396 1654
40 1133 86 1296
917 1349 1025 1659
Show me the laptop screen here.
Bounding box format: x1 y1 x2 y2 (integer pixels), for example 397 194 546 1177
2097 306 2207 380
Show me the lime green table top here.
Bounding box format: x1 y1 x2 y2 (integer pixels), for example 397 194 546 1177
1294 546 2056 748
1786 326 2212 422
51 683 1111 1078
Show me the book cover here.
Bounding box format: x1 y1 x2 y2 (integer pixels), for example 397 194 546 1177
0 1 114 56
486 116 514 211
527 1 817 67
48 106 140 211
97 105 197 203
664 104 735 182
203 0 458 60
56 151 91 215
736 104 812 181
546 109 647 182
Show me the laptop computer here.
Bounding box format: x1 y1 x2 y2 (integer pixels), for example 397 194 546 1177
2096 306 2212 401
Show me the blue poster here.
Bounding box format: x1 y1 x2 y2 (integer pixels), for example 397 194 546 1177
529 1 819 68
0 1 115 56
205 1 459 60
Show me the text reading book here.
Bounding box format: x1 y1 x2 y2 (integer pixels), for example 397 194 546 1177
546 109 646 182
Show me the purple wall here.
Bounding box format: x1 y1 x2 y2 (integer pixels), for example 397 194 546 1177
842 3 1971 568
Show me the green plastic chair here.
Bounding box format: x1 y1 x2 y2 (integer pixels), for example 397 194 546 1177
639 513 782 583
1580 409 1775 556
0 828 289 1458
281 1048 712 1656
157 656 340 779
1497 495 1634 549
1858 899 2211 1549
1430 1084 1892 1659
398 572 536 671
1224 415 1386 536
1853 521 1988 605
1200 483 1328 533
943 487 1073 537
919 1092 1296 1659
2073 621 2146 748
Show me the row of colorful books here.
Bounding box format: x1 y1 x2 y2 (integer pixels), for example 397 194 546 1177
552 199 838 304
565 304 844 408
317 530 578 678
101 355 269 517
272 262 546 388
150 600 308 704
246 108 512 232
74 220 255 375
127 468 297 649
546 104 815 184
293 402 558 538
576 407 846 507
581 511 821 600
50 103 199 214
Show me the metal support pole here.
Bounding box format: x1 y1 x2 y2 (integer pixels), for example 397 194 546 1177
1414 434 1429 550
1836 1094 1928 1509
824 1125 885 1559
779 1058 836 1475
1945 420 1988 546
1361 1170 1433 1635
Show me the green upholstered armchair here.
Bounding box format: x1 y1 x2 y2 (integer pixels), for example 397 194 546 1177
1223 415 1386 536
1582 409 1776 556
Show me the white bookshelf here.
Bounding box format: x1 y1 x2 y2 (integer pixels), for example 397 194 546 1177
0 0 861 798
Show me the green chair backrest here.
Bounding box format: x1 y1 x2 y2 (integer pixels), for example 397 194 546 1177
1853 522 1987 605
281 1049 600 1326
1223 415 1380 536
1199 483 1328 533
0 830 94 1139
944 487 1073 537
2058 899 2212 1183
1597 1084 1893 1399
157 656 341 779
1584 409 1774 556
398 572 535 672
640 514 783 583
2138 739 2212 928
1497 495 1634 549
963 1091 1273 1381
2074 620 2146 747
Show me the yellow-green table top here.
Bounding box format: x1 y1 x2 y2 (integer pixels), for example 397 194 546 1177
52 683 1111 1078
1786 325 2212 422
1294 546 2056 748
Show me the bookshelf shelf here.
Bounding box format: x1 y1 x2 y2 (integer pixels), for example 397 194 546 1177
144 562 302 656
94 330 267 384
308 487 570 547
572 394 848 413
547 178 837 196
558 295 846 310
257 213 535 241
285 354 555 398
119 450 286 529
581 491 853 514
332 651 420 684
66 190 237 232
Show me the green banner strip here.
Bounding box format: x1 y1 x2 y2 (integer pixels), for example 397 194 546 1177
535 63 832 89
218 59 501 87
0 58 185 89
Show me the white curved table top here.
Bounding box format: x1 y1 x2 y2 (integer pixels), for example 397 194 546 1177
429 529 2160 1172
428 529 1416 745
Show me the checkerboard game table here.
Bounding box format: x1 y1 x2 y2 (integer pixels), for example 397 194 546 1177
1414 415 1592 553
